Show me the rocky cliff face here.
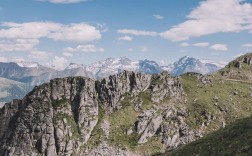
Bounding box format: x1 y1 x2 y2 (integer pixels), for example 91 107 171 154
96 71 152 113
0 77 99 155
0 71 199 155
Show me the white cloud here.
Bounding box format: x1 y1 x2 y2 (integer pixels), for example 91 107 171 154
29 50 51 59
49 56 68 70
193 42 210 47
63 52 73 57
0 39 39 52
153 14 164 20
210 44 228 51
64 44 104 53
63 47 76 53
118 35 133 41
160 0 252 41
127 47 148 52
76 44 104 52
39 0 87 4
179 42 190 47
117 29 158 36
0 22 101 56
49 23 101 42
0 22 101 43
0 22 61 39
242 43 252 47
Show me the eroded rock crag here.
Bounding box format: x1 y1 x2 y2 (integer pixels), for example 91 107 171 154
0 71 201 156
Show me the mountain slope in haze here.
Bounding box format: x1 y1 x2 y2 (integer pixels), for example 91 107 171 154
65 56 223 78
0 56 223 86
67 57 163 79
0 53 251 155
165 56 223 76
30 57 163 85
0 77 32 106
0 61 56 83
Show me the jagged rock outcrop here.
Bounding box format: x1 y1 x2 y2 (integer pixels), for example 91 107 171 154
233 55 252 69
150 72 183 103
138 115 163 144
0 77 99 156
134 107 202 149
96 71 152 113
220 53 252 81
0 71 211 155
0 99 22 139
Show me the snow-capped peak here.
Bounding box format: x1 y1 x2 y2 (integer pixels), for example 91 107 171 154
15 61 40 68
65 63 85 70
162 56 224 76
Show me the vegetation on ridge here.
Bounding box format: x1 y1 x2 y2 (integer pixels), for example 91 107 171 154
166 116 252 156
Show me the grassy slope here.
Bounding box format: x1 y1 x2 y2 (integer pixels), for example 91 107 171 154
163 54 252 156
167 116 252 156
107 93 165 155
181 73 252 132
0 77 32 105
87 61 252 155
85 93 164 155
90 53 252 155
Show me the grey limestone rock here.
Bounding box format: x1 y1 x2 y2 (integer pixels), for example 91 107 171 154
0 71 201 155
0 77 98 156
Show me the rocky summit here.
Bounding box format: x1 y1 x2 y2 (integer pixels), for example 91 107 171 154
0 71 200 156
0 53 252 156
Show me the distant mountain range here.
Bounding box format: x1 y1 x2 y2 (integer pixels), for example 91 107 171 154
165 56 226 76
0 77 32 105
0 56 226 104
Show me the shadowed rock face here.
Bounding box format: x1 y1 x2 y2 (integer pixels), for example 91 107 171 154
0 71 203 155
0 77 99 156
96 71 152 113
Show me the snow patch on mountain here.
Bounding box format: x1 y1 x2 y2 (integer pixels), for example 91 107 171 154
65 63 85 70
162 56 226 76
82 57 161 79
15 61 41 68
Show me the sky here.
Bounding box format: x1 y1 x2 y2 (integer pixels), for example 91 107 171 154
0 0 252 69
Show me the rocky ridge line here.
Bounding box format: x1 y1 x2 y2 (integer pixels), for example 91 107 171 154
0 71 203 156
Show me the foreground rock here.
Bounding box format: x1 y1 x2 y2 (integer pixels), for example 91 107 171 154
0 71 195 155
0 77 99 155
